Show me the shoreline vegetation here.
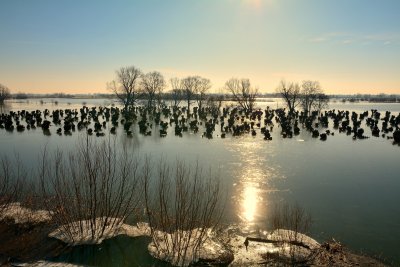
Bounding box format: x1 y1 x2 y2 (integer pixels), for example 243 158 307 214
0 207 389 266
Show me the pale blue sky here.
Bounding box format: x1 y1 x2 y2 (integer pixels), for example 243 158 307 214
0 0 399 94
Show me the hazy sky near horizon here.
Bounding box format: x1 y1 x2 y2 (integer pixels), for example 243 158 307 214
1 0 399 94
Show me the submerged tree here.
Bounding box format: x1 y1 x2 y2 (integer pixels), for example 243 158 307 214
312 93 330 114
224 78 258 112
170 77 184 108
196 77 211 110
107 66 142 115
180 75 211 111
181 76 201 111
141 71 166 108
276 80 301 116
0 83 11 104
300 80 326 115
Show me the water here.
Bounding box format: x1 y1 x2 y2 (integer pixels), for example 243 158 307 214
52 236 168 267
1 98 400 264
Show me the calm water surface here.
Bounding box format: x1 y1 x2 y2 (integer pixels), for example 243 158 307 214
1 98 399 264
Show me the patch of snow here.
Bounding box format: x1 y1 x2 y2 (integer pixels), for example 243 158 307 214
226 226 320 266
148 228 232 266
228 233 278 266
0 202 52 224
49 218 150 245
120 221 151 237
268 229 320 249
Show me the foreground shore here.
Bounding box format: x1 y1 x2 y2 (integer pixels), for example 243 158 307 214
0 204 389 267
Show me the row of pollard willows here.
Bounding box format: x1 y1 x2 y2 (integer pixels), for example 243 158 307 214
1 105 400 144
274 108 400 143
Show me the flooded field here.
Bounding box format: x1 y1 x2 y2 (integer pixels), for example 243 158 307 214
1 98 399 265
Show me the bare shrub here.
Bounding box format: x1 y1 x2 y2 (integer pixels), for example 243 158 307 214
269 202 313 266
39 136 141 244
0 155 24 221
143 159 222 266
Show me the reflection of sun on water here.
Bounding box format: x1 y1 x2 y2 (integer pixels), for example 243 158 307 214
243 185 257 222
229 139 279 226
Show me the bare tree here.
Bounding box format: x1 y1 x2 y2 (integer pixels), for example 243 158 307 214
300 80 323 116
0 83 11 104
276 80 301 116
181 76 201 112
170 78 184 108
39 137 141 243
107 66 142 115
141 71 166 108
207 94 224 113
224 78 258 112
196 77 211 110
312 93 330 114
143 159 222 266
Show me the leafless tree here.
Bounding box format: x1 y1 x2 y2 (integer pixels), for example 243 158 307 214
141 71 166 108
169 78 184 108
181 76 203 112
143 159 222 266
196 77 211 110
0 83 11 104
224 78 258 112
39 136 141 243
300 80 324 116
312 93 330 114
207 94 224 113
107 66 142 115
276 80 301 116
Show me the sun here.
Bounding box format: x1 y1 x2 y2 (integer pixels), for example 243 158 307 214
243 0 262 9
242 0 276 9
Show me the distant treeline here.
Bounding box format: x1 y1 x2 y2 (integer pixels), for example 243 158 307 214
337 94 400 103
11 92 400 103
12 93 114 99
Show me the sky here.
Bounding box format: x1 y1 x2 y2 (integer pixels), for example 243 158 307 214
0 0 399 95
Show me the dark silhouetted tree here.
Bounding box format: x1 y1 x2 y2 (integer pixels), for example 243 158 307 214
170 77 184 108
276 80 301 116
300 80 327 115
141 71 166 108
224 78 257 112
196 77 211 110
107 66 142 114
180 76 211 111
0 84 11 104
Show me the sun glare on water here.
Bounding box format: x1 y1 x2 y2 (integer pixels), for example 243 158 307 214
243 185 257 222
